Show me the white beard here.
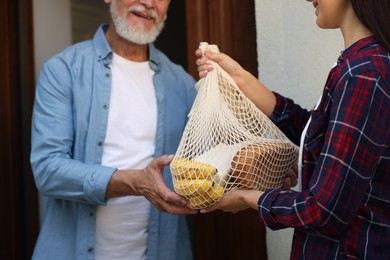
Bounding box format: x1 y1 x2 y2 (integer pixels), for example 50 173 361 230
110 3 165 45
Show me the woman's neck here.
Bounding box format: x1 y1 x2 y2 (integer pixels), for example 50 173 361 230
340 7 373 49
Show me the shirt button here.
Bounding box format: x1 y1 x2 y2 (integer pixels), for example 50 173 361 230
105 73 110 77
88 247 93 253
90 212 94 217
98 142 102 146
103 104 108 109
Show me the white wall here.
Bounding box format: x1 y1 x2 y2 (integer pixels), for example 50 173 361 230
254 0 343 259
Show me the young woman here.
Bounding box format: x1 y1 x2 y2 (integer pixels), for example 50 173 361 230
196 0 390 259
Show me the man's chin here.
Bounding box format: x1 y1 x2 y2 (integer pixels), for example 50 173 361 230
120 32 159 45
117 26 163 45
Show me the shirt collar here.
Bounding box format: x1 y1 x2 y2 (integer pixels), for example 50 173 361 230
338 36 378 64
93 24 112 64
148 43 161 73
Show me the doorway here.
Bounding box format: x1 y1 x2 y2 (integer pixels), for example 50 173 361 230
70 1 265 259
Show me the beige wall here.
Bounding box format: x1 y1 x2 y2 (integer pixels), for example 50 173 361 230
33 0 72 224
255 0 343 259
33 0 72 81
33 0 108 80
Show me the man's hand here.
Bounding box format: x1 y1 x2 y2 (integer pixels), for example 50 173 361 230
105 155 197 215
140 155 198 214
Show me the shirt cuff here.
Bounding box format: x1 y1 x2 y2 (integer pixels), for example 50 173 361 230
270 91 290 123
83 165 116 205
258 188 284 230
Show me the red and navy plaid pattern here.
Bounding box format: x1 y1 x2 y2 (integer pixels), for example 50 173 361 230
260 36 390 259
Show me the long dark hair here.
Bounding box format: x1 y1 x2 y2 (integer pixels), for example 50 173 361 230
351 0 390 52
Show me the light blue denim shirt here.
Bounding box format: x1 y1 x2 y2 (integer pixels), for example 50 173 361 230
30 24 197 260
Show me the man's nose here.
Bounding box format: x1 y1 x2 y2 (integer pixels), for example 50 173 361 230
139 0 154 8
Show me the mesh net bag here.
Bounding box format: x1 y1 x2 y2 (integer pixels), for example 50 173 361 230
170 42 299 209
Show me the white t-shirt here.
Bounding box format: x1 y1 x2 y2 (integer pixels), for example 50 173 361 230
95 53 157 260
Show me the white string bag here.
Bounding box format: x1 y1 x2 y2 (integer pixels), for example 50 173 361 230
171 43 298 209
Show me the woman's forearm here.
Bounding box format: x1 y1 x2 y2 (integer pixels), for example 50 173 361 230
233 69 276 117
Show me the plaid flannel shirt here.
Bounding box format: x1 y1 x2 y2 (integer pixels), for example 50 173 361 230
259 36 390 259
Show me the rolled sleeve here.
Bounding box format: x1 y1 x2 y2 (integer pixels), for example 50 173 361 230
258 188 285 230
83 165 116 205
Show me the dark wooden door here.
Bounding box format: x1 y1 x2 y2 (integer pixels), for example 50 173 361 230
185 0 259 78
1 0 39 259
185 1 267 259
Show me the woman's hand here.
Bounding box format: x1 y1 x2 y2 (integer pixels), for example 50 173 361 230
195 49 244 80
283 164 298 189
200 189 263 214
195 48 277 117
200 165 298 214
